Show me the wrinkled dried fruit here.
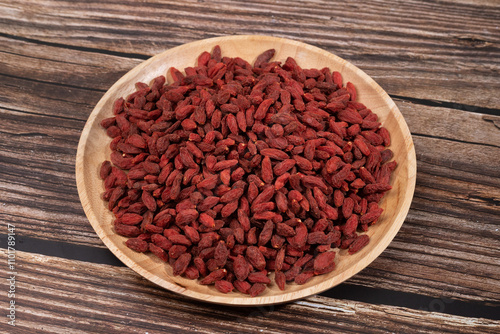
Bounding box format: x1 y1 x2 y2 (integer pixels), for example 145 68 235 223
246 246 267 271
348 234 370 254
199 268 227 285
125 238 148 252
275 271 286 290
314 251 336 275
173 253 192 276
249 283 267 297
215 280 234 293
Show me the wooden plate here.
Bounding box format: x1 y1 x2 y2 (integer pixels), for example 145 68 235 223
76 35 416 306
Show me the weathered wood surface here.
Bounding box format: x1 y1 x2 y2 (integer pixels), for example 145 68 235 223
0 251 496 334
1 0 500 109
0 0 499 331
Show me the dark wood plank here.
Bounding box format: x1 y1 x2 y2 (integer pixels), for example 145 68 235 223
348 157 500 304
0 74 99 121
346 95 500 304
3 251 497 334
397 98 500 149
1 0 499 109
0 35 141 91
0 107 98 247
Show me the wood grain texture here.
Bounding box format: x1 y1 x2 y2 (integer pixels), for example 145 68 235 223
1 0 499 109
1 251 497 334
0 35 141 92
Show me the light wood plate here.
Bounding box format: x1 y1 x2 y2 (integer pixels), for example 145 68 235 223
76 35 416 306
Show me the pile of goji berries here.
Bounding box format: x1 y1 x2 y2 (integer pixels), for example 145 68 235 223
99 45 396 296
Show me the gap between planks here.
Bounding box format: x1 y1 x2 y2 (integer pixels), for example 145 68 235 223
2 250 498 333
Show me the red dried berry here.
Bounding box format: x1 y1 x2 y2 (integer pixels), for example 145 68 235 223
215 280 234 293
125 238 149 252
173 253 192 276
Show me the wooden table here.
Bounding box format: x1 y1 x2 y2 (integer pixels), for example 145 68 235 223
1 0 499 332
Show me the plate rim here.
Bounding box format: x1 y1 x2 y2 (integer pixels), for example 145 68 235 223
76 34 417 306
